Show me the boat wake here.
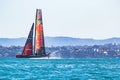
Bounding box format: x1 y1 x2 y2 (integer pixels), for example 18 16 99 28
29 57 61 59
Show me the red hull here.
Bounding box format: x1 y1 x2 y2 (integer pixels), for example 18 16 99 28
16 54 49 58
16 54 30 58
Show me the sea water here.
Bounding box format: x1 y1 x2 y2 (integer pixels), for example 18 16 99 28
0 58 120 80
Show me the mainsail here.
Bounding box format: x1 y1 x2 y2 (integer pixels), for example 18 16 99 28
34 9 46 56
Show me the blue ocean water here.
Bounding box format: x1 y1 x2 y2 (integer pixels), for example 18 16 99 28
0 58 120 80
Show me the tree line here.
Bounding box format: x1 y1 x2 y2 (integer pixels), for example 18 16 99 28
0 43 120 58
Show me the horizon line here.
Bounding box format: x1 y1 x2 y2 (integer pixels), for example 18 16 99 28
0 36 120 40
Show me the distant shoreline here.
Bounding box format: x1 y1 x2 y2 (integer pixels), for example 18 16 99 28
0 36 120 47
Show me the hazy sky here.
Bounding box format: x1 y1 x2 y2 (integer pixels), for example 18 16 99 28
0 0 120 39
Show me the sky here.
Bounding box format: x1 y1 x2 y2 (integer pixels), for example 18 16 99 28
0 0 120 39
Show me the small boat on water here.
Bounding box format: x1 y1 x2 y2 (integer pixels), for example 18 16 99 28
16 9 49 58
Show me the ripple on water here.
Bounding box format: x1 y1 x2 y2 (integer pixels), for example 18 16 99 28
0 58 120 79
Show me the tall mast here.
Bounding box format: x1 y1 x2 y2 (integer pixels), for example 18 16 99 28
34 9 38 55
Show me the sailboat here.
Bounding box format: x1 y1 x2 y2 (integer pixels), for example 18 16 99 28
16 9 49 58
